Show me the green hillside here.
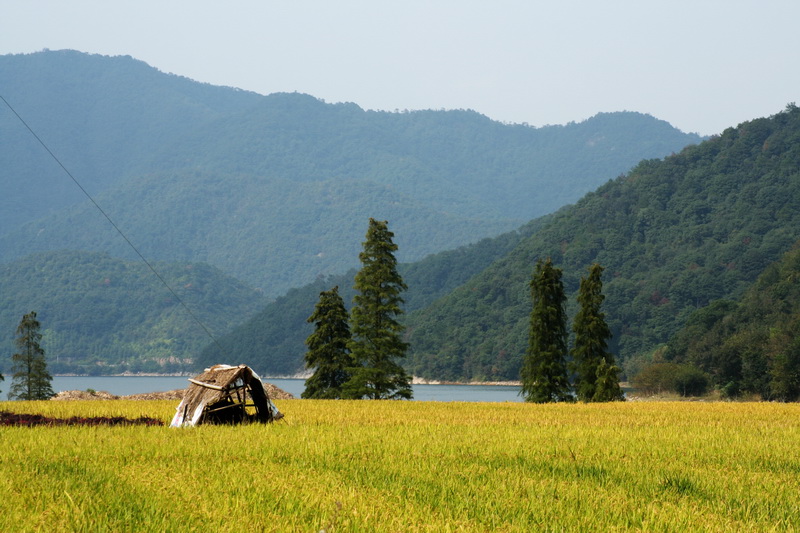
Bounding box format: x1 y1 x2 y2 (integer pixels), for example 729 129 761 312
405 104 800 381
665 242 800 400
0 50 702 296
0 250 265 375
195 220 545 375
194 105 800 379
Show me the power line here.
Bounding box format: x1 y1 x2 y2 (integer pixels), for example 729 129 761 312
0 94 229 360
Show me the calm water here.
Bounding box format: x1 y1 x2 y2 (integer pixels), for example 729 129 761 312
0 376 523 402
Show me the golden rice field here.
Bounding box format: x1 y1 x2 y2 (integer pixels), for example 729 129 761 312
1 399 799 532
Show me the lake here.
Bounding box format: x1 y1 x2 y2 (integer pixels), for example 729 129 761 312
0 376 523 403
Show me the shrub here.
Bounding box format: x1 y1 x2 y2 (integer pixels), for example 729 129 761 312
719 381 741 399
672 365 710 397
633 363 710 397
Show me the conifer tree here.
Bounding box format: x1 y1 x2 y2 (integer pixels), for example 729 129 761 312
302 286 354 399
572 264 624 402
9 311 54 400
521 258 572 402
344 219 413 399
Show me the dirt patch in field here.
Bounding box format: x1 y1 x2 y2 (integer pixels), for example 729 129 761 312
52 390 125 401
0 410 164 427
262 383 295 400
121 389 187 401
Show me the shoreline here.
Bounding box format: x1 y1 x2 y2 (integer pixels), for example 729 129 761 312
53 373 192 378
52 374 522 387
411 377 521 386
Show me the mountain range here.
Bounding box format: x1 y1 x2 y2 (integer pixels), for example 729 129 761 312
0 49 725 376
1 50 701 298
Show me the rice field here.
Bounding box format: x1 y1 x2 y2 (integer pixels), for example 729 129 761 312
0 399 798 532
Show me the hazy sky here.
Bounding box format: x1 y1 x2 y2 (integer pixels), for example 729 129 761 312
2 0 799 136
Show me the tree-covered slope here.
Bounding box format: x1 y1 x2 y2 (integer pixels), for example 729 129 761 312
195 220 544 375
1 50 702 295
405 105 800 381
0 250 265 375
665 241 800 400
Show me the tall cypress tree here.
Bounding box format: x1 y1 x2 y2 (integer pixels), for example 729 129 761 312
9 311 54 401
302 286 354 399
521 258 572 403
572 264 624 402
345 219 413 399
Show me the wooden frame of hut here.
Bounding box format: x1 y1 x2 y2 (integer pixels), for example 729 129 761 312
170 364 283 427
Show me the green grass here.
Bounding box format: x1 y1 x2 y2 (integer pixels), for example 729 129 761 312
1 400 798 531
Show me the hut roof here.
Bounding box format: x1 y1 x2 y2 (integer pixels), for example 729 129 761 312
170 364 283 427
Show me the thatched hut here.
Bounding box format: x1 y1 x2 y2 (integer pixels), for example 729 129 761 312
170 364 284 427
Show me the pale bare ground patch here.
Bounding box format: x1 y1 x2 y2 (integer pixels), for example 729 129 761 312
50 381 295 401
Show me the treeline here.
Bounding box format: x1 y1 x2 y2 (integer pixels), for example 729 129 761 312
521 260 623 403
303 219 412 400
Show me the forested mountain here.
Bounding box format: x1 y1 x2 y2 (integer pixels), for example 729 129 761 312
212 105 800 379
0 50 702 296
665 242 800 400
404 105 800 381
0 250 265 375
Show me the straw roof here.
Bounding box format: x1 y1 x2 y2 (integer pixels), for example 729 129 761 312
170 364 283 427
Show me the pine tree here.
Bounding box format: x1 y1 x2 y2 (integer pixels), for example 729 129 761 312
9 311 54 401
521 258 572 402
302 286 354 399
344 219 413 399
572 264 624 402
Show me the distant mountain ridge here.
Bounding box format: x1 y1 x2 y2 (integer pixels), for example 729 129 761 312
0 50 702 296
0 50 262 226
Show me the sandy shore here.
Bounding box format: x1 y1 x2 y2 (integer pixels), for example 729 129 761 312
411 377 521 386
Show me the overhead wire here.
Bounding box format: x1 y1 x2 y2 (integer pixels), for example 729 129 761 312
0 94 230 360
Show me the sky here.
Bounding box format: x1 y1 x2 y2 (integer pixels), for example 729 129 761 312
2 0 799 136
